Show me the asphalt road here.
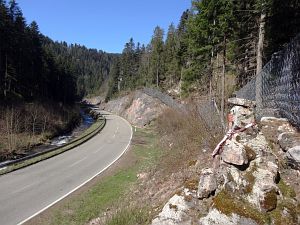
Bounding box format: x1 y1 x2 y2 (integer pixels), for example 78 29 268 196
0 110 132 225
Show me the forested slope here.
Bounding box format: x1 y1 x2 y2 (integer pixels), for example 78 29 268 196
0 0 116 160
0 0 116 103
106 0 300 104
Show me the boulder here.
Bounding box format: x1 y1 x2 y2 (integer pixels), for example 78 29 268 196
228 97 255 108
152 194 192 225
197 168 217 199
222 140 249 166
230 106 254 128
247 167 279 212
278 132 300 152
286 146 300 170
260 117 296 133
199 208 258 225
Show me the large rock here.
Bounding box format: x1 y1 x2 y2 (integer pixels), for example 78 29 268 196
228 97 255 108
286 146 300 170
152 194 192 225
260 117 296 133
197 168 217 199
230 106 254 128
247 166 279 212
278 132 300 152
199 208 258 225
222 140 249 166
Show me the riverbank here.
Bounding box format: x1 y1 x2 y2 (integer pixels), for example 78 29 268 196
0 102 85 162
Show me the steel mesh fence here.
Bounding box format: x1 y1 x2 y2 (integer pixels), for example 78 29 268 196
236 34 300 128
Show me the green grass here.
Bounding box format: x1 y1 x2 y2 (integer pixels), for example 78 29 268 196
0 118 105 175
51 169 137 225
277 179 296 198
106 207 150 225
43 127 161 225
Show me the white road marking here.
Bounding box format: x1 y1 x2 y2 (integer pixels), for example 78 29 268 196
93 147 103 154
17 114 133 225
68 156 87 168
12 183 35 195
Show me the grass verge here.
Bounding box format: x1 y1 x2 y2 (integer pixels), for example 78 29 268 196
28 127 161 225
0 118 106 175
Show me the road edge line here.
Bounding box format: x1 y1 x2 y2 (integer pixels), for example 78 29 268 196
17 114 133 225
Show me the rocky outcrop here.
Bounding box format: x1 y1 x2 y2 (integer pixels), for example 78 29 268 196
101 89 175 127
152 194 193 225
199 208 258 225
152 98 300 225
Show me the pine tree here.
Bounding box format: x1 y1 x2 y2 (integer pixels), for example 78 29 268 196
149 26 164 88
164 23 179 89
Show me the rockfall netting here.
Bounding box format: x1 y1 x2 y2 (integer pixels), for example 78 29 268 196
236 34 300 128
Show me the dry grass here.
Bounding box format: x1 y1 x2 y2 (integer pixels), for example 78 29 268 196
156 101 223 175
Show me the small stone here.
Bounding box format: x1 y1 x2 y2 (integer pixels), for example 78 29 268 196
197 168 217 199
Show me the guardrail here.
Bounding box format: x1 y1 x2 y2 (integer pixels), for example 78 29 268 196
0 112 106 175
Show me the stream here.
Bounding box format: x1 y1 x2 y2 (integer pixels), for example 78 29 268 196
50 109 94 146
0 109 95 166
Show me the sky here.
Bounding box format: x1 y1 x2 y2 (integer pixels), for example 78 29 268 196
17 0 192 53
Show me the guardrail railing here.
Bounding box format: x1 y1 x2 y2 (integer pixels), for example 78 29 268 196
0 112 106 175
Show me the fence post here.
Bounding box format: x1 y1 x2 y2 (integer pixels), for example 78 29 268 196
255 70 263 121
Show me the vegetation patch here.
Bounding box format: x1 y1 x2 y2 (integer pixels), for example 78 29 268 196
244 145 256 161
184 179 199 191
213 190 269 225
106 207 150 225
260 189 277 212
243 163 257 194
269 200 299 225
277 179 296 198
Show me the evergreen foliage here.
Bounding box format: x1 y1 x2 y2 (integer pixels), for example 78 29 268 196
106 0 300 99
0 0 116 104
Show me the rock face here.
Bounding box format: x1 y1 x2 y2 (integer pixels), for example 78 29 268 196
101 90 171 127
221 140 249 166
197 168 217 199
152 194 192 225
286 146 300 170
199 208 258 225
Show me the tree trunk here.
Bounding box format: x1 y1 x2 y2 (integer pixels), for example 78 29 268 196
256 11 266 75
221 35 227 131
4 54 8 98
156 64 159 88
209 47 214 100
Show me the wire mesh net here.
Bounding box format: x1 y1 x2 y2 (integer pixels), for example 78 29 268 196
236 34 300 128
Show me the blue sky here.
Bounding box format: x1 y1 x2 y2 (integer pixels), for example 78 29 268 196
17 0 191 53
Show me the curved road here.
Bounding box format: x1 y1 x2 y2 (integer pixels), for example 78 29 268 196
0 110 132 225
